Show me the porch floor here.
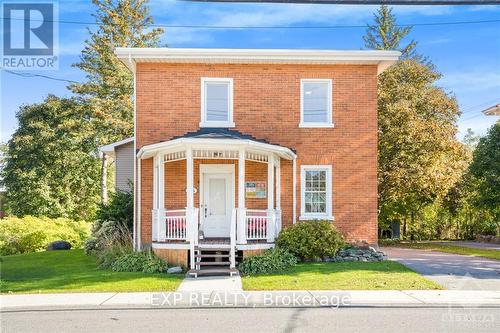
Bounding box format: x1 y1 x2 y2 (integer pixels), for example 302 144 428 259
156 238 271 245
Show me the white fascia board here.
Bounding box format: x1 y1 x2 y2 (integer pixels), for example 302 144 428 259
99 137 135 154
115 48 401 74
137 137 296 160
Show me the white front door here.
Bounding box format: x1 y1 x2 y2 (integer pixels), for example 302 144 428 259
201 170 233 238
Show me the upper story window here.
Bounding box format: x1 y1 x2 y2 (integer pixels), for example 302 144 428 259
300 165 333 220
300 79 333 128
200 78 234 128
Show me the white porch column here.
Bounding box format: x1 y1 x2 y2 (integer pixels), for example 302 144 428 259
275 156 281 210
267 154 275 211
292 157 297 224
186 147 195 243
157 153 166 241
275 156 282 236
237 148 247 244
267 154 275 242
186 147 194 209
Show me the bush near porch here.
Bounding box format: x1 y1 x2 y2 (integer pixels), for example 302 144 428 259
0 216 90 255
276 220 345 260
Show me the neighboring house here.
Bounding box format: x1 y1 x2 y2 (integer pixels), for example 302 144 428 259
482 104 500 116
116 47 400 276
99 137 134 193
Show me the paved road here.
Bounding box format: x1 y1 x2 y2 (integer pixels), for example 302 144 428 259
382 247 500 290
436 241 500 251
2 307 499 333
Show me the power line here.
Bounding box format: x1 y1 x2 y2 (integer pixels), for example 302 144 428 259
0 17 499 29
3 70 80 84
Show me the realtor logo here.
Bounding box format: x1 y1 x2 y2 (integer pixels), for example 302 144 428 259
1 2 58 69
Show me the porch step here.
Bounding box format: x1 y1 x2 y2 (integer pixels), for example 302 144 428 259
196 246 231 251
196 261 230 266
195 254 230 258
187 268 239 277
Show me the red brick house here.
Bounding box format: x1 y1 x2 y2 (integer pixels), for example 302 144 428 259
116 48 400 276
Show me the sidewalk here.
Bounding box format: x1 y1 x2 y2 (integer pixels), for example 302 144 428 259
2 290 500 310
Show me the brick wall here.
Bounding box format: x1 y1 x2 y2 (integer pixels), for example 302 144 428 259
137 63 378 244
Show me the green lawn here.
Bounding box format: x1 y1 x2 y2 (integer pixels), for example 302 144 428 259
395 242 500 260
241 261 441 290
0 250 184 294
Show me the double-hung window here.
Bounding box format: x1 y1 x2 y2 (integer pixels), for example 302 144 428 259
300 79 333 128
300 165 333 220
200 78 234 128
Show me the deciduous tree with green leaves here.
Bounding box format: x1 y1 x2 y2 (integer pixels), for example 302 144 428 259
365 6 469 238
1 96 101 220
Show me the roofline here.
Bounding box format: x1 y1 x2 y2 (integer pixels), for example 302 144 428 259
137 137 297 160
99 137 135 155
482 104 500 116
115 48 401 74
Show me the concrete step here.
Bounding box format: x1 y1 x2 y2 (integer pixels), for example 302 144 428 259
187 268 239 278
196 261 230 266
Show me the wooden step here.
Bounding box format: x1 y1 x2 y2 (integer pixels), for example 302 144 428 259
187 268 239 277
196 261 230 266
195 254 230 258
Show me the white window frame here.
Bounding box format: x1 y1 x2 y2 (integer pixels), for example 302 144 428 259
299 79 334 128
300 165 333 220
200 77 235 128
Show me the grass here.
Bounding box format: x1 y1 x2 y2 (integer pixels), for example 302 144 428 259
0 250 184 294
241 261 441 290
394 242 500 261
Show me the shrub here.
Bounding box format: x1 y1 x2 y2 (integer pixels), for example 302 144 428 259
238 248 298 275
83 237 101 256
276 220 344 260
94 191 133 233
0 216 91 255
86 191 133 257
111 250 167 273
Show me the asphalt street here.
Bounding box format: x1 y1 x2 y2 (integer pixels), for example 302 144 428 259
1 307 499 333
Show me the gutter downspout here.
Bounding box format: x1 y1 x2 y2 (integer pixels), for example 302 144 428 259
129 53 139 251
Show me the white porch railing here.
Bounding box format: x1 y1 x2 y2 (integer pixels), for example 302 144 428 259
239 209 281 243
153 208 199 242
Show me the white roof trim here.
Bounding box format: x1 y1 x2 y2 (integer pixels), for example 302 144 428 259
482 104 500 116
137 137 297 160
99 137 135 155
115 48 401 74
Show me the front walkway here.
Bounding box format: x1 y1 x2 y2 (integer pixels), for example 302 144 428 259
382 247 500 290
177 275 243 292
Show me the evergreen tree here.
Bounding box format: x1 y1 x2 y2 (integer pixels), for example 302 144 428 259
70 0 164 144
364 5 417 58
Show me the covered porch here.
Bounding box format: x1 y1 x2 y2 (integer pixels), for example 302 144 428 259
137 129 296 271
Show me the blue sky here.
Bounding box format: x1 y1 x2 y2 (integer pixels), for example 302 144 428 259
1 1 499 143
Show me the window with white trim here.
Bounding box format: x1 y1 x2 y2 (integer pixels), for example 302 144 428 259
300 79 333 128
300 165 333 220
200 78 234 128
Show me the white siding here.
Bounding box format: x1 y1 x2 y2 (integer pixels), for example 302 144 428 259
115 141 134 192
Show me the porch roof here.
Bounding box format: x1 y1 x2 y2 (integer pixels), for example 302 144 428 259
137 128 296 160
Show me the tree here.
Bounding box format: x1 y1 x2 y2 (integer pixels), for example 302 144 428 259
70 0 164 144
469 123 500 218
377 60 469 237
364 5 417 58
1 96 101 220
364 6 469 238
